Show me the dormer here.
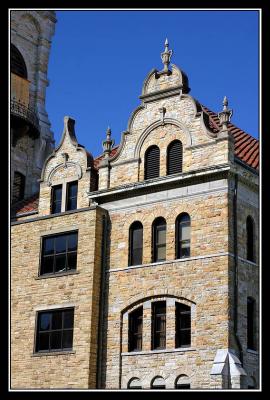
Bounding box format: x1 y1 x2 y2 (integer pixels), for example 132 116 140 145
38 117 97 216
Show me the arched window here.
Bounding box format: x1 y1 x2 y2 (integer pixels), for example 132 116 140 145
176 213 191 259
11 44 27 79
175 303 191 348
167 140 183 175
128 306 143 352
246 216 255 262
127 377 142 389
152 217 166 262
151 376 166 389
145 145 160 180
175 374 190 389
129 221 143 266
12 171 25 203
247 297 256 350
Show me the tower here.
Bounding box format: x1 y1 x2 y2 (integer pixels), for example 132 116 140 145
10 10 56 203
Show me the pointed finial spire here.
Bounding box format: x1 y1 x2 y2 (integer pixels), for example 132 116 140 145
218 96 233 131
161 38 173 73
102 126 115 158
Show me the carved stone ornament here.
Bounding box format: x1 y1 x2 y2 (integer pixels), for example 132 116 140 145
47 161 82 186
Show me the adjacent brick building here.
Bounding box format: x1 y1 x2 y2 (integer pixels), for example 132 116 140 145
11 35 259 390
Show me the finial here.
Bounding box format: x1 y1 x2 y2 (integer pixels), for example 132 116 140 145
161 38 173 73
223 96 228 110
102 126 115 158
218 96 233 131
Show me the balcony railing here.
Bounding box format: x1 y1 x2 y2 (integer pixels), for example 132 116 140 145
10 99 40 138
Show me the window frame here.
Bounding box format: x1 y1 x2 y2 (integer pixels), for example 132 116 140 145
151 301 166 350
175 302 191 348
144 145 160 180
175 213 191 259
66 180 78 211
128 306 143 352
51 184 63 214
34 307 74 354
152 217 167 263
129 221 143 266
246 216 255 262
12 171 25 204
39 231 78 277
167 139 183 176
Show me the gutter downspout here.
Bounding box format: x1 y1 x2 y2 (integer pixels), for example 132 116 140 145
233 173 243 363
96 213 107 388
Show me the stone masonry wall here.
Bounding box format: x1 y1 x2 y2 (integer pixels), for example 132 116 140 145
11 207 105 389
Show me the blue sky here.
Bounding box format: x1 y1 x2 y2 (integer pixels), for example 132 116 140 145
46 10 259 157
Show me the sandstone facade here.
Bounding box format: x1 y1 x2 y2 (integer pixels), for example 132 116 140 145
11 40 259 390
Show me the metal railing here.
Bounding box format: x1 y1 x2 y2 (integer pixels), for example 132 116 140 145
10 99 40 134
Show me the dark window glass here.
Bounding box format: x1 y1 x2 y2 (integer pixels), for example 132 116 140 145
167 140 183 175
40 232 78 276
128 306 143 351
66 181 78 211
12 171 25 204
176 213 191 259
51 185 62 214
247 297 256 350
153 218 166 262
35 308 74 353
152 302 166 350
129 222 143 266
145 145 160 180
176 384 190 389
11 44 28 78
175 303 191 348
247 216 255 262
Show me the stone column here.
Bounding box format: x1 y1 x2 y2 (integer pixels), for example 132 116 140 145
166 298 176 349
143 300 152 351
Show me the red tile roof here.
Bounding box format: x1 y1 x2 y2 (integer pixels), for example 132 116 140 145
11 193 39 216
12 108 258 217
202 105 259 170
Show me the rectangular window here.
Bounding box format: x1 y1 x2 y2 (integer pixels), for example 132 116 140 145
155 225 166 262
66 181 78 211
152 301 166 350
175 303 191 348
51 184 62 214
35 308 74 353
128 306 143 351
40 231 78 275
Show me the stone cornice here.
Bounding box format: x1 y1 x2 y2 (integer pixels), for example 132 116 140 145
88 163 231 204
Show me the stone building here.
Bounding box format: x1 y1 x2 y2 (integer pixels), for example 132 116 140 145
10 10 56 203
11 39 259 390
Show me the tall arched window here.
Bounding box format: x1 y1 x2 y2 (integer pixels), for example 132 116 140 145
12 171 25 204
129 221 143 266
144 145 160 180
247 297 256 350
128 306 143 352
11 44 27 79
246 216 255 262
152 217 166 262
167 140 183 175
176 213 191 259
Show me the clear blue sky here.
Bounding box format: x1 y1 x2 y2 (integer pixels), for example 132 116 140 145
46 10 259 158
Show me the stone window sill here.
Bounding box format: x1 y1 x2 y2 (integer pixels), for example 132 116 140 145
122 347 195 356
32 350 76 357
35 271 80 280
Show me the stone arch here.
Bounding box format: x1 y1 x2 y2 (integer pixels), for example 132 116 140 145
134 118 192 159
150 375 166 389
127 377 142 389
